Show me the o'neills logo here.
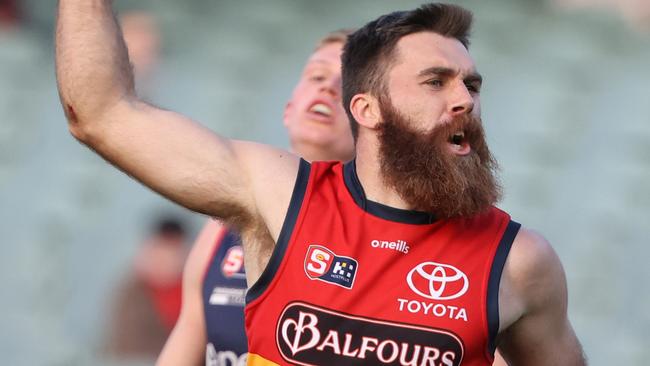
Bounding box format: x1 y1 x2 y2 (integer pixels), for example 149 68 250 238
276 302 463 366
370 239 410 254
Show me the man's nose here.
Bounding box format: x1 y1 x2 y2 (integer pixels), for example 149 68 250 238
320 76 341 99
449 83 474 116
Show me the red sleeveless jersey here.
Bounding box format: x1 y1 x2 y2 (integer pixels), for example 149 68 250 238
245 160 520 366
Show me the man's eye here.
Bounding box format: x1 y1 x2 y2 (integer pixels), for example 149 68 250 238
425 79 443 87
309 75 326 82
466 83 481 93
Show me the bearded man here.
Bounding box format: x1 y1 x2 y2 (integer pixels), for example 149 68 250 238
56 1 584 365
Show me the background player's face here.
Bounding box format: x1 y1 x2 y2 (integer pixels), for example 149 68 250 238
284 42 354 158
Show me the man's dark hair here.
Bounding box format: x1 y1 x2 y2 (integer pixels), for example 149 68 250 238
152 216 186 237
342 3 473 140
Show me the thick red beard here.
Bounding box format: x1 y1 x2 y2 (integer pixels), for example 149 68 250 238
376 100 502 219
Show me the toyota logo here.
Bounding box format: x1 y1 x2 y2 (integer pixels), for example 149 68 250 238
406 262 469 300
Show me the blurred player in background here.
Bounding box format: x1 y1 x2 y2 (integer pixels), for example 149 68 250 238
104 216 188 360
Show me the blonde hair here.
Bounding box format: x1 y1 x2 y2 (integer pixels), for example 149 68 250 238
314 28 355 51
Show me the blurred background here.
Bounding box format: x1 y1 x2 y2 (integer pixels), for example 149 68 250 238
1 0 648 365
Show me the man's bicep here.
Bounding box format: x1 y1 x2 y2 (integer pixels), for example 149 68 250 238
81 101 258 219
498 313 584 365
498 231 585 365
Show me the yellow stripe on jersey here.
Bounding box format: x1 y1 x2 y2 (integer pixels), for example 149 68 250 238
247 353 280 366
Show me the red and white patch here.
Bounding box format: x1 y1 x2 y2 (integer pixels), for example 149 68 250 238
221 245 244 278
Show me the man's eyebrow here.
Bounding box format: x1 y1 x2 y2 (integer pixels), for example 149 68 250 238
418 67 483 84
418 67 457 78
303 61 332 72
464 72 483 85
306 59 333 67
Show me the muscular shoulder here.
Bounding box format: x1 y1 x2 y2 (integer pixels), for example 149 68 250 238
499 227 568 329
497 230 585 364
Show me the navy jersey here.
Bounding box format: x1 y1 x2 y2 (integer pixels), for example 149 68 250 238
202 229 248 366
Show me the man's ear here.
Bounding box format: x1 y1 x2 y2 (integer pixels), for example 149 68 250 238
350 93 382 130
283 101 293 127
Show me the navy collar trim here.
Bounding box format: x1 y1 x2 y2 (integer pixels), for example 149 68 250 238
342 160 437 225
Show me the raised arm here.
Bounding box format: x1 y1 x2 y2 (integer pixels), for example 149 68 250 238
497 229 586 366
55 1 298 236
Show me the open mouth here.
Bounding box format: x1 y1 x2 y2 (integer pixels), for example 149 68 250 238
309 103 333 117
448 131 471 155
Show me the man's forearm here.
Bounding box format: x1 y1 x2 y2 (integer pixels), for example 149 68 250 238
55 0 135 135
